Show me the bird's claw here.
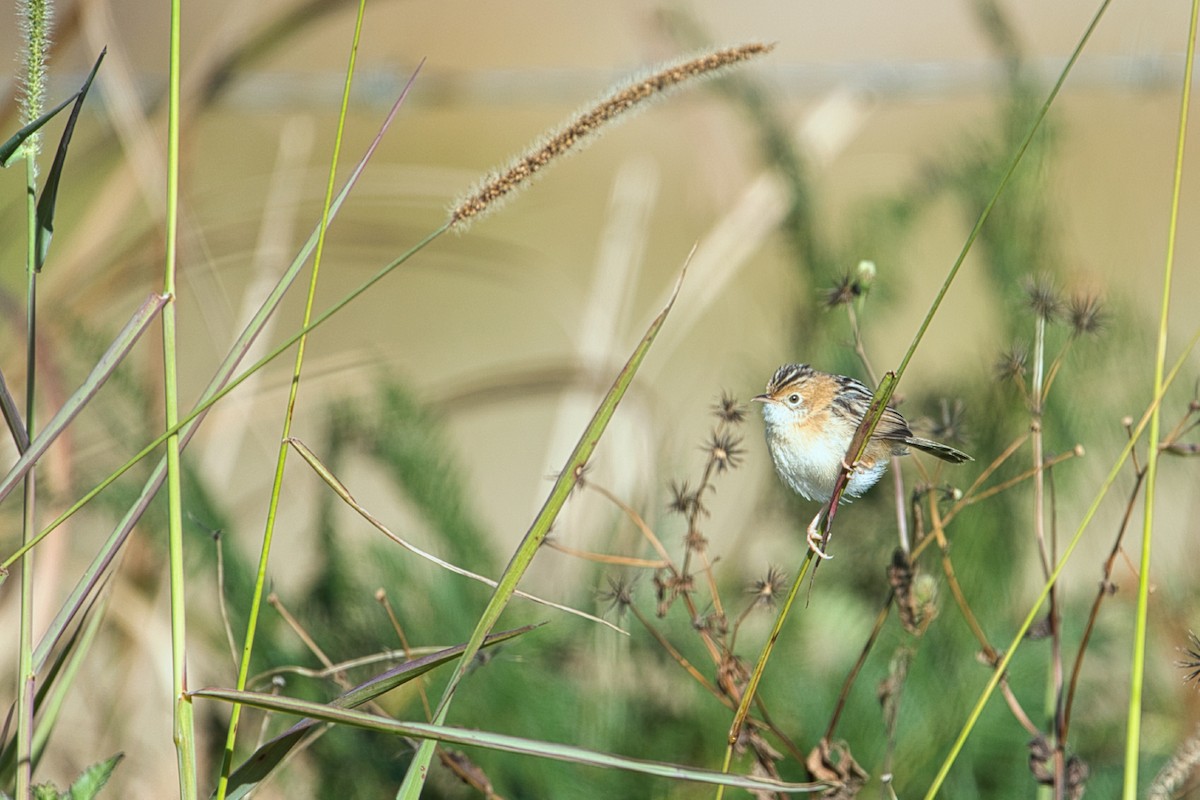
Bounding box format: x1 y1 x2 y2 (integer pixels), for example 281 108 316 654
806 514 833 560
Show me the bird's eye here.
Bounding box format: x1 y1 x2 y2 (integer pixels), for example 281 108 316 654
787 393 801 405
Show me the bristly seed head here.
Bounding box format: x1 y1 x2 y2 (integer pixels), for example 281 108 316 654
712 391 746 424
1179 631 1200 687
598 575 635 618
821 273 861 309
1023 275 1063 322
1066 292 1106 337
822 260 877 309
749 566 787 608
705 431 745 473
668 480 697 515
995 344 1029 383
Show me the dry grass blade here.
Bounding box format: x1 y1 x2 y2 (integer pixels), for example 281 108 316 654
287 437 626 635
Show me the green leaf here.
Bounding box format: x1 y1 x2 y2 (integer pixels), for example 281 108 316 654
216 625 538 800
31 784 63 800
35 48 107 271
194 688 818 794
0 96 74 169
67 753 123 800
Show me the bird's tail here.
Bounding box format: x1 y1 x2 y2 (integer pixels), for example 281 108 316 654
904 437 973 463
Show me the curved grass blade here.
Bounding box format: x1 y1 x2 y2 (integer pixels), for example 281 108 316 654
1124 2 1198 795
288 437 624 634
0 75 91 169
34 48 107 270
0 365 30 454
194 688 818 795
19 67 422 674
0 292 167 508
398 252 691 798
218 625 538 800
0 94 73 166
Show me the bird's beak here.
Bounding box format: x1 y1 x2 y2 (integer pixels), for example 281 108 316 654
751 393 770 403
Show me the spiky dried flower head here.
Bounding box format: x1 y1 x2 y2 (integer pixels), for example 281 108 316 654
820 273 859 309
667 479 697 515
1066 291 1106 337
1179 631 1200 687
712 391 746 424
598 574 635 618
995 343 1029 383
449 42 775 228
749 566 787 608
1023 274 1063 322
705 430 745 473
822 260 878 308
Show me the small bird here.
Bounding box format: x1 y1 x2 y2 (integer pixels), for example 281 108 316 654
753 363 972 558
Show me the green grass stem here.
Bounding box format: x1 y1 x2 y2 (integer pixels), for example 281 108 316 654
2 222 447 594
714 550 818 800
16 107 38 800
15 0 53 792
162 0 198 794
1124 1 1198 795
215 4 369 796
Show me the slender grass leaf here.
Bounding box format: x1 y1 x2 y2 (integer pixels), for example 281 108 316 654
0 366 30 454
0 292 166 508
22 66 422 675
399 254 690 797
194 689 819 794
34 48 107 270
289 437 623 633
0 94 77 168
218 625 537 800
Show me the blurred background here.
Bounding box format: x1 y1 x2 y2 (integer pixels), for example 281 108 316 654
2 1 1199 797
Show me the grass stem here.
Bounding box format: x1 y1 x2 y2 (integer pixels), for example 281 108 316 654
214 3 368 795
1123 1 1198 795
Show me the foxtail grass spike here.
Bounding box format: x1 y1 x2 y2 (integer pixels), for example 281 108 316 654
449 43 775 227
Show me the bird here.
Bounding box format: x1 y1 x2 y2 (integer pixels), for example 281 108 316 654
753 363 972 559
